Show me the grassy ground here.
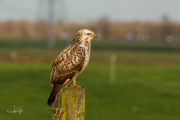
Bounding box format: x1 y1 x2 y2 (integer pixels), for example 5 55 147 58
0 39 180 119
0 62 180 120
1 47 180 58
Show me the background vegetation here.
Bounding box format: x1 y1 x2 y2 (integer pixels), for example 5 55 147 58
1 15 180 43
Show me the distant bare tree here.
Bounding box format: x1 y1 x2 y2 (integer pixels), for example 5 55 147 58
97 16 110 39
161 15 173 42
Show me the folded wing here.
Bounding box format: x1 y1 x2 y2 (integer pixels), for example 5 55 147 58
50 44 86 85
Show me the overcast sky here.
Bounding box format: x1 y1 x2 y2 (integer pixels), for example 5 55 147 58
0 0 180 21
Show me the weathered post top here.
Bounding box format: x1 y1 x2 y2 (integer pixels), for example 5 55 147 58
61 87 85 120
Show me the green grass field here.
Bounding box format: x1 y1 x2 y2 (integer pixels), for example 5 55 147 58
0 62 180 120
0 39 180 119
1 47 180 58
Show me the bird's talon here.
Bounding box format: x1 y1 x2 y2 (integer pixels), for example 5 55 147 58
69 85 83 88
69 85 75 87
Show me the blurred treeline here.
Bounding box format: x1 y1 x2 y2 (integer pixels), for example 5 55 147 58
0 16 180 42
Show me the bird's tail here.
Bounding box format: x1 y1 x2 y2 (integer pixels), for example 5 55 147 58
47 84 62 107
53 90 62 109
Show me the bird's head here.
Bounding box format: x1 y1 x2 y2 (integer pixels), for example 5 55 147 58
72 29 97 43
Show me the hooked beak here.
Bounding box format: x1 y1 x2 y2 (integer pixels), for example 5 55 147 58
91 33 97 38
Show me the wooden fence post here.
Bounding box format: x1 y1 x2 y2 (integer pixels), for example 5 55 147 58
61 87 85 120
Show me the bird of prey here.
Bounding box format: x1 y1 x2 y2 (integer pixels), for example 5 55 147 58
47 29 97 109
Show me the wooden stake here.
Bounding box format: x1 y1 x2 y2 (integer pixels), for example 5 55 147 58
110 54 117 84
61 87 85 120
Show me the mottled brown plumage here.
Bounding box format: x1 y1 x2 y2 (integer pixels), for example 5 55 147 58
47 29 97 109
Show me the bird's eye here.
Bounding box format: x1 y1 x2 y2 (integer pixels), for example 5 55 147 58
87 33 91 36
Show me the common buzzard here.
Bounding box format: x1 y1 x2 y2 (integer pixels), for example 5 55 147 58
47 29 97 109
